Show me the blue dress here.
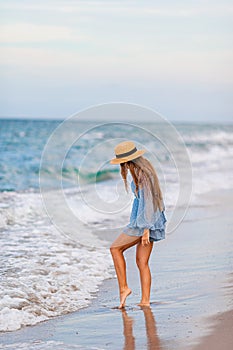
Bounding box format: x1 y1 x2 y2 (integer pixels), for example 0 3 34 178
122 180 167 242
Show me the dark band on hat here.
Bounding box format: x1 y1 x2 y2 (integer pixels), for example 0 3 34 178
116 147 137 159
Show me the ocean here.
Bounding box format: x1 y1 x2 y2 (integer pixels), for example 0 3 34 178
0 118 233 332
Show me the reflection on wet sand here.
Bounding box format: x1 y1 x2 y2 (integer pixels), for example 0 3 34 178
121 307 162 350
121 309 135 350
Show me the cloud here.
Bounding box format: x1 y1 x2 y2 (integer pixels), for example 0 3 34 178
1 45 232 86
0 23 88 44
1 1 233 17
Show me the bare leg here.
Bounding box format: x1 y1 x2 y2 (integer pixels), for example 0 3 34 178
136 241 154 306
110 233 141 308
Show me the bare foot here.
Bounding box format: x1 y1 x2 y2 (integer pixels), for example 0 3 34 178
138 301 150 307
119 288 132 309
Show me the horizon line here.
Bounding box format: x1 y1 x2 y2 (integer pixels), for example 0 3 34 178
0 115 232 125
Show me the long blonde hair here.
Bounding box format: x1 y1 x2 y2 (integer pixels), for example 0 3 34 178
120 156 164 211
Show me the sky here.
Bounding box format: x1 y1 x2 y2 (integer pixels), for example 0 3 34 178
0 0 232 122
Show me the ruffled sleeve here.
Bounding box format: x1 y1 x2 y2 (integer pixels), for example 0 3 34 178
127 180 164 232
135 185 161 230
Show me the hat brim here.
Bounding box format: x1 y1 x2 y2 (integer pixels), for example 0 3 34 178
110 150 146 165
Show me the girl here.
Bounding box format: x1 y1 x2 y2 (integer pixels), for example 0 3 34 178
110 140 167 308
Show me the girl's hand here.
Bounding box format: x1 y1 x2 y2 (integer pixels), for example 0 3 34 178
141 229 150 247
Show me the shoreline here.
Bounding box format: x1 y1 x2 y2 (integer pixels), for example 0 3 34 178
0 188 233 349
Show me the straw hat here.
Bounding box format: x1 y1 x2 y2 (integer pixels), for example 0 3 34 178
110 141 146 164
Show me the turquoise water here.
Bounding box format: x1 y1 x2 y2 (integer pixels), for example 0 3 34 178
1 119 232 192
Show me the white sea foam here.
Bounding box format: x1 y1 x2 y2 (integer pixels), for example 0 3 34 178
188 142 233 201
0 341 101 349
182 129 233 145
0 191 113 332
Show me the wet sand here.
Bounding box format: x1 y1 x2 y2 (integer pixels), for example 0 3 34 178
0 189 232 349
192 309 233 350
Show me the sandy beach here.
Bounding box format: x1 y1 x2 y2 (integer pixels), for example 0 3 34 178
192 308 233 350
0 188 233 349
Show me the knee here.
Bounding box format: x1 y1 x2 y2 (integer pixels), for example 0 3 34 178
136 257 148 270
110 245 120 256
